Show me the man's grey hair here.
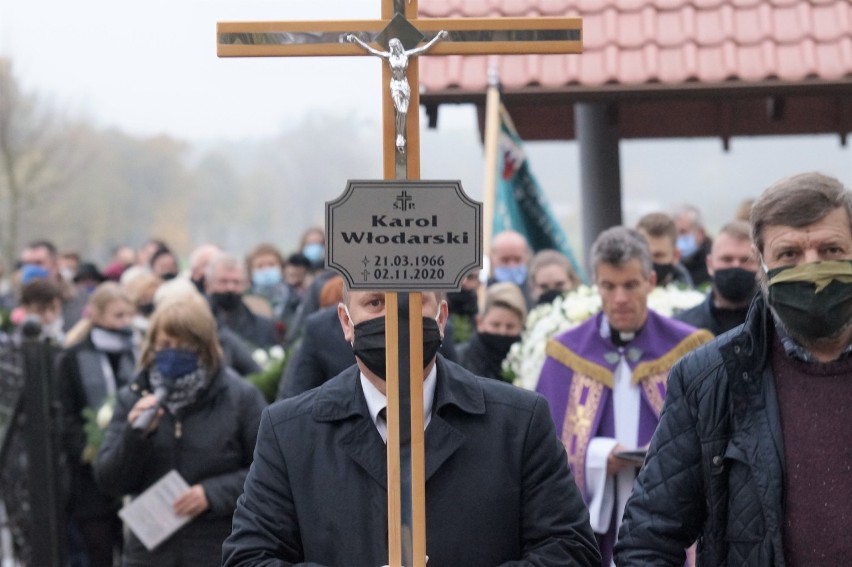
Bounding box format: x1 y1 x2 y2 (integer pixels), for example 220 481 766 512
750 172 852 255
205 252 243 280
671 203 704 231
590 226 653 278
189 244 222 271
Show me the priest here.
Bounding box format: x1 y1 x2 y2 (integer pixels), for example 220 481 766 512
536 226 712 566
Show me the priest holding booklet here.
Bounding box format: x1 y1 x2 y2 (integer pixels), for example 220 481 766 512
223 288 600 566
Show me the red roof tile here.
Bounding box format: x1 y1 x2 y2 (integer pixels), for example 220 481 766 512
419 0 852 93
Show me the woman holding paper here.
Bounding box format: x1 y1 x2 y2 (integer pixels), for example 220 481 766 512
94 294 267 566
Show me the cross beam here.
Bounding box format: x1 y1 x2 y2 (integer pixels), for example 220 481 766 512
218 18 582 58
218 12 581 178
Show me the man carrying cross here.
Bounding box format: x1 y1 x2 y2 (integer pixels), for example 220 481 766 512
218 2 591 565
223 287 599 566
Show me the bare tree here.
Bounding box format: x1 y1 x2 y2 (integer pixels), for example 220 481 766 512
0 59 86 266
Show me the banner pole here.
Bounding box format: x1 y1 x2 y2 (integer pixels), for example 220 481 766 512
481 63 501 273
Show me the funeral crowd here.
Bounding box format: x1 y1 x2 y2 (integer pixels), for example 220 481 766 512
0 171 849 566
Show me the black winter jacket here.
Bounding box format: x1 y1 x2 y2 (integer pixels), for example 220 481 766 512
57 335 136 520
95 366 267 566
616 295 788 566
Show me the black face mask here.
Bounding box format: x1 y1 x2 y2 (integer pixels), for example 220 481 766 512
351 316 443 380
446 289 479 316
160 272 178 281
653 263 676 286
713 267 757 303
536 289 563 305
477 332 520 359
192 276 205 294
767 260 852 340
210 291 242 312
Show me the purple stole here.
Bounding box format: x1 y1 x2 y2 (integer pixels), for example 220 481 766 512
536 310 713 497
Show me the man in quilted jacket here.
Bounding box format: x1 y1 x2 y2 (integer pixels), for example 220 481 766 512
616 172 852 566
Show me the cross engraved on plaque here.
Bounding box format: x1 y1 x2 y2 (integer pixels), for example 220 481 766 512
394 190 414 211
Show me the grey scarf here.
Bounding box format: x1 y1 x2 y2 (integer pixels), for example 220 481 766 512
148 366 213 415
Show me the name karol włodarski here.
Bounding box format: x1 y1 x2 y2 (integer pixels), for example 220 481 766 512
340 215 470 245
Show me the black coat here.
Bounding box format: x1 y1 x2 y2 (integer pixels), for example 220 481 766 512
218 325 262 376
94 366 267 566
456 333 510 381
616 296 787 566
680 238 713 288
674 292 720 335
277 306 354 400
675 291 751 337
224 356 600 567
57 335 136 520
214 301 278 350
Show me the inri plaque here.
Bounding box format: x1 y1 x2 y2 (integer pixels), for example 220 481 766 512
326 180 482 291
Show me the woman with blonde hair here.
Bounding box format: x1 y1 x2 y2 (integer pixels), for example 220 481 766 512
57 281 137 567
94 294 266 566
122 270 163 320
528 249 582 305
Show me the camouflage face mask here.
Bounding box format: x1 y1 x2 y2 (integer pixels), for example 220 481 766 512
766 260 852 340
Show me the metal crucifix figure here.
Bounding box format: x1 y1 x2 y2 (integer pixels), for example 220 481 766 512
347 31 448 153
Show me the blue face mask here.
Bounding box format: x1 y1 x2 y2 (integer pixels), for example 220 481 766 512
154 348 199 381
493 265 528 286
676 234 698 258
252 266 282 288
302 243 324 264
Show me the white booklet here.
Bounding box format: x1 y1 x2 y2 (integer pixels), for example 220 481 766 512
118 469 194 551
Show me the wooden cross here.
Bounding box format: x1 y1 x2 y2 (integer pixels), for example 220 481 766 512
218 3 581 566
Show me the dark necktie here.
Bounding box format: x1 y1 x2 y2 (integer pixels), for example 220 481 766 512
379 408 412 444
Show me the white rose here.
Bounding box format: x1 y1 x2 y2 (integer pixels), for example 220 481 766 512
269 345 285 360
96 402 114 429
252 348 269 366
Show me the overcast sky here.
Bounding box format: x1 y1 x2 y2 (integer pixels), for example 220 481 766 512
3 0 851 241
0 0 399 140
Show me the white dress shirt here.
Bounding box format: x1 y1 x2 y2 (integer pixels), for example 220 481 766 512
360 364 437 443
